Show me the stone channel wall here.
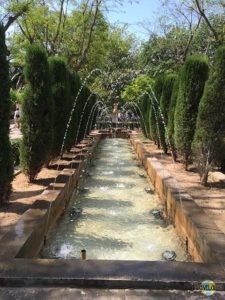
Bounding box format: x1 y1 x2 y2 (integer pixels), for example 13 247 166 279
0 133 101 259
2 130 225 264
130 134 225 264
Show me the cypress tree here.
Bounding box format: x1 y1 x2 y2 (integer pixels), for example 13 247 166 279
65 71 79 151
174 56 208 170
20 44 53 182
140 94 150 137
193 46 225 185
159 74 176 154
167 76 179 160
0 24 13 203
150 76 164 147
49 57 70 157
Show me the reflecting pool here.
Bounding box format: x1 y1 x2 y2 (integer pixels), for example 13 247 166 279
41 139 189 261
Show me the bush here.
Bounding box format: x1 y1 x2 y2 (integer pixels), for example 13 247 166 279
174 56 208 170
11 139 21 166
20 44 53 182
0 24 13 204
193 46 225 185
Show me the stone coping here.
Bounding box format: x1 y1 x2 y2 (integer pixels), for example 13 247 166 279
0 259 225 290
1 288 225 300
130 135 225 264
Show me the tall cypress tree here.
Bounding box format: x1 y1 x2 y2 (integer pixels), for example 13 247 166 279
174 56 208 170
65 70 79 151
0 24 13 204
159 74 176 154
49 57 70 157
141 94 150 137
167 76 179 160
193 46 225 185
150 75 164 147
20 45 53 182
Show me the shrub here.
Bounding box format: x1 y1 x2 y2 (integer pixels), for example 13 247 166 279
193 46 225 185
20 44 53 182
11 139 21 166
0 24 13 204
174 56 208 170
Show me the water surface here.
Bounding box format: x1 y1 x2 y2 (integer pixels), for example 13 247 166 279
41 139 188 261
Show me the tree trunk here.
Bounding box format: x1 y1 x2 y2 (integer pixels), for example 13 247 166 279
200 169 209 186
184 154 189 171
0 183 11 204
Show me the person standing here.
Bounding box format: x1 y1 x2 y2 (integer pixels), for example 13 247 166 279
14 107 20 128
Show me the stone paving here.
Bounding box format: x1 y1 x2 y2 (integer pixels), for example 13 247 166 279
0 288 224 300
9 123 22 140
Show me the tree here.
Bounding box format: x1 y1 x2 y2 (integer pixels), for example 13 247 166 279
20 44 53 182
174 55 208 170
150 75 165 147
48 56 70 157
121 75 154 136
91 25 139 106
140 0 224 77
0 23 13 204
7 0 109 73
159 74 176 154
193 46 225 185
65 70 80 151
0 1 29 32
167 76 179 160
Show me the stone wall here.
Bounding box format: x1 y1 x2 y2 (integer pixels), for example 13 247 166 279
130 135 225 263
0 133 101 259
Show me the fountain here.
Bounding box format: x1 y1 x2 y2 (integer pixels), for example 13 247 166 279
41 138 188 261
38 76 188 259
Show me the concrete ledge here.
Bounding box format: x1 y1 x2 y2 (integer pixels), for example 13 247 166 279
0 259 225 290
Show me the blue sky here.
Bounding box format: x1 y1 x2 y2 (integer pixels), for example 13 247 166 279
106 0 160 41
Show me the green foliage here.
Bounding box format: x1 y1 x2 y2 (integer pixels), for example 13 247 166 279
121 75 154 102
49 56 70 157
10 89 24 105
65 70 80 151
167 76 179 159
89 25 138 106
0 23 13 204
11 139 21 166
159 74 176 153
150 75 165 146
121 75 154 136
174 55 208 169
139 30 187 76
193 46 225 185
20 44 53 182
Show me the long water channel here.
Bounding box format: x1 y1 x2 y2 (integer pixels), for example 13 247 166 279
41 139 189 261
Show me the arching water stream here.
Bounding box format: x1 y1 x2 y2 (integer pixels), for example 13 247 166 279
41 139 189 261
